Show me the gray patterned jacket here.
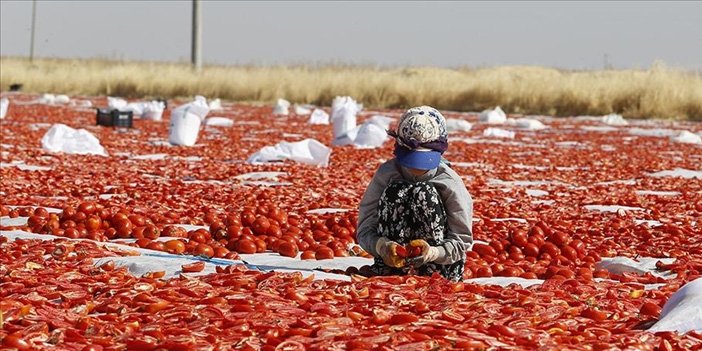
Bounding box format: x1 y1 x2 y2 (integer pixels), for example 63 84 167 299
356 158 474 265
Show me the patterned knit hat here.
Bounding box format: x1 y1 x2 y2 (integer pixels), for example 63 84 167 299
388 106 448 170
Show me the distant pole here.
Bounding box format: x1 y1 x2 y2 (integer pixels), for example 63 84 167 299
29 0 37 63
191 0 202 71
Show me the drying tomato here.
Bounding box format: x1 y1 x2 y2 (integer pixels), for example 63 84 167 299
181 261 205 273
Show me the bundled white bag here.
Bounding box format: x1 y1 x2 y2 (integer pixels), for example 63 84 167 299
168 96 210 146
248 138 331 167
41 124 107 156
108 97 128 110
446 118 472 132
0 98 8 119
649 278 702 333
479 106 507 124
209 98 223 111
54 95 70 104
141 101 166 121
331 96 362 141
483 127 515 139
308 109 330 125
601 113 628 126
273 99 290 116
353 123 387 148
670 131 702 144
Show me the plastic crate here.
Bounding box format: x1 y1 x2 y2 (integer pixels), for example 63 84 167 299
96 108 133 128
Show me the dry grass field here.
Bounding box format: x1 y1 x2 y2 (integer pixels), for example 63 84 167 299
2 57 701 120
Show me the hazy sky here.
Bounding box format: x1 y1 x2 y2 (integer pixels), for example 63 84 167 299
1 1 701 70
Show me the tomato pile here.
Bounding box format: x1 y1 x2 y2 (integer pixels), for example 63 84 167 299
3 237 702 350
2 94 702 349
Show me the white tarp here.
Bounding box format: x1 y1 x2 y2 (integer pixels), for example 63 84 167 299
331 96 362 143
483 128 515 139
649 278 702 333
601 113 628 126
294 104 312 115
41 124 107 156
309 109 330 125
479 106 507 124
168 96 210 146
141 101 166 121
514 118 547 130
0 97 8 119
107 97 128 110
446 118 473 132
248 138 331 167
205 117 234 127
273 99 291 116
670 131 702 144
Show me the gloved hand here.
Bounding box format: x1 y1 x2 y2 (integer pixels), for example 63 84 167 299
407 239 444 267
375 237 405 268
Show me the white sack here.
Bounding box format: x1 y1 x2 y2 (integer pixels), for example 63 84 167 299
54 95 70 104
273 99 291 116
365 115 394 130
353 123 388 148
331 96 362 139
649 278 702 333
514 118 547 130
294 105 312 115
107 97 128 110
483 127 515 139
41 124 107 156
670 131 702 144
168 96 210 146
602 113 628 126
479 106 507 124
248 138 331 167
205 117 234 127
125 102 145 116
446 118 473 132
38 94 55 104
0 98 8 119
208 98 223 111
308 109 330 125
141 101 166 121
332 126 360 146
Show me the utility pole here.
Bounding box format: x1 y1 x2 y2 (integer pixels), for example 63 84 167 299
191 0 202 71
29 0 37 63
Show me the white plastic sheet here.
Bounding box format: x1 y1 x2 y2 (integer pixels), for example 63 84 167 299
168 96 210 146
365 115 395 130
248 138 331 167
514 118 547 130
446 118 472 132
649 278 702 333
483 128 515 139
670 131 702 144
479 106 507 124
308 109 330 125
294 104 312 115
353 123 388 148
601 113 628 126
331 96 362 142
41 124 107 156
55 95 70 104
273 99 291 116
0 98 8 119
205 117 234 127
38 94 56 104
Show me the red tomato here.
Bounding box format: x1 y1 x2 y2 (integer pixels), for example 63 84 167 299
164 239 186 254
315 247 334 260
181 261 205 273
251 217 271 235
236 239 257 254
472 243 497 257
581 308 608 321
300 250 316 260
194 243 214 258
2 335 31 350
278 242 299 258
640 302 661 317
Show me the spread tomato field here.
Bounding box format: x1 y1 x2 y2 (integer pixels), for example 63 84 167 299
1 94 701 350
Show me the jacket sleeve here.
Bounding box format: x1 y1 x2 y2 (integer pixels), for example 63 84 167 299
356 167 390 257
434 174 474 265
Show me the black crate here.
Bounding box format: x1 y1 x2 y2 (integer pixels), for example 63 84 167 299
96 108 133 128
